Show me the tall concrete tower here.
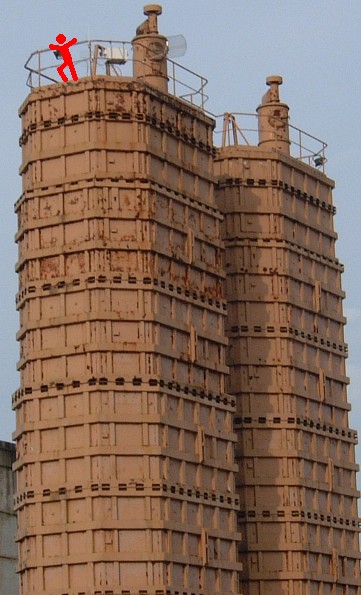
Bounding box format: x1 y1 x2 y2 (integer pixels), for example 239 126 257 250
14 6 241 594
215 78 361 594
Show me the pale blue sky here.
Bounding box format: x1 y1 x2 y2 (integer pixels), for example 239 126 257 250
1 1 361 462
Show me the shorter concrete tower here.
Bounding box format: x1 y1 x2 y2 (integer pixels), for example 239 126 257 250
215 78 361 594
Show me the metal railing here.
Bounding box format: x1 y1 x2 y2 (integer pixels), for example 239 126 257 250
24 43 326 170
24 39 209 109
213 112 328 172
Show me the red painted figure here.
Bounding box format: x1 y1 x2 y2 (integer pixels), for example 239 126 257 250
49 34 78 82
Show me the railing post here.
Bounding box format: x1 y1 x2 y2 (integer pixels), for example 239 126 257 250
88 41 92 77
38 51 41 87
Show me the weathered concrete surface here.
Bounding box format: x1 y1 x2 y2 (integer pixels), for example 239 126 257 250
0 441 17 595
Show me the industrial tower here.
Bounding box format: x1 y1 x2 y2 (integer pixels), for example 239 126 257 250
14 6 241 595
215 78 361 593
13 4 360 595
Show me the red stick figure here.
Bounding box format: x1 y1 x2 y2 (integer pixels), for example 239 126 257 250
49 34 78 82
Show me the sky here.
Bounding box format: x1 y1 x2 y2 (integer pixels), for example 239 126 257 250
1 0 361 466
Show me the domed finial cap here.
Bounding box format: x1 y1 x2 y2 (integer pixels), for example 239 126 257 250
266 75 283 87
144 4 162 16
